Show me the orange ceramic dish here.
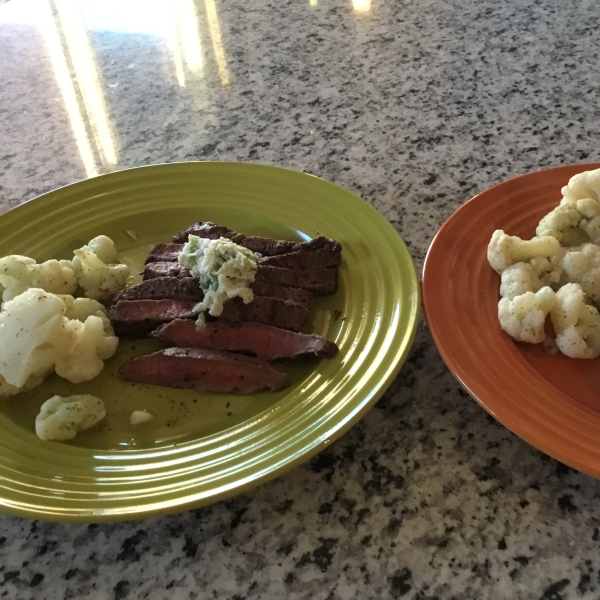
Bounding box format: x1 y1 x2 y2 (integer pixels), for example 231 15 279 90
422 163 600 478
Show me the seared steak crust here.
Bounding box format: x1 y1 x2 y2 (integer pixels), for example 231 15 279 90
119 347 289 393
111 277 204 304
143 262 191 280
145 261 336 297
134 272 310 306
145 243 183 264
146 237 342 271
255 266 337 296
153 320 339 360
219 297 309 332
171 221 301 256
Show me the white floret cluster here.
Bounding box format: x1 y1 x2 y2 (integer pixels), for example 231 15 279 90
488 167 600 359
35 395 106 442
0 235 130 441
0 235 129 305
0 290 118 397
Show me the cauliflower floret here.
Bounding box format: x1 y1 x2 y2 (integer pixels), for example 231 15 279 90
488 230 562 274
54 313 118 383
0 289 66 389
81 235 119 264
561 168 600 203
500 263 542 299
0 373 48 397
35 394 106 441
550 282 600 359
0 255 77 304
0 289 118 395
536 197 600 246
536 202 582 243
72 235 129 301
498 286 557 344
561 244 600 303
130 410 154 425
529 253 565 288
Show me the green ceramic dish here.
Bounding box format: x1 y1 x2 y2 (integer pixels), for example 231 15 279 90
0 162 420 522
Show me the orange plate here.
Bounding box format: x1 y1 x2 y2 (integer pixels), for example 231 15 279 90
422 163 600 477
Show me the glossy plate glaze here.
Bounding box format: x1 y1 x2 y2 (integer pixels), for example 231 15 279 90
0 162 420 522
423 163 600 478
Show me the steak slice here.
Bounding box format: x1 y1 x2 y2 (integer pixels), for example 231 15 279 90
143 262 191 280
110 277 204 304
133 273 309 306
111 294 309 337
110 299 196 338
119 347 289 394
252 281 310 306
145 243 183 263
153 320 339 360
255 265 338 296
219 297 309 332
260 238 342 270
146 237 342 271
172 221 303 256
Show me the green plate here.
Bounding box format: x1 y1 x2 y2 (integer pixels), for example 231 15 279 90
0 162 420 522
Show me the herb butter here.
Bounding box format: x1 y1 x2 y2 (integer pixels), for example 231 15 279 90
178 235 260 318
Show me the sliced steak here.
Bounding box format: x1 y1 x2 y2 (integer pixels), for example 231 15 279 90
153 320 339 360
110 299 196 338
111 277 204 304
143 262 191 280
219 296 309 332
119 347 289 394
145 243 183 263
146 237 342 271
129 274 309 306
255 265 338 296
252 281 310 306
260 237 342 270
172 221 303 256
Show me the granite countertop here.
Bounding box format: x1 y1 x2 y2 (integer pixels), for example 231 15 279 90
1 0 600 598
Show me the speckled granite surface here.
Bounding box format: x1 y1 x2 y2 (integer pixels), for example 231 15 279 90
1 0 600 598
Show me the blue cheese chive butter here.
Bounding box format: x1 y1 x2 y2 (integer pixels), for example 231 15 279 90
178 235 261 326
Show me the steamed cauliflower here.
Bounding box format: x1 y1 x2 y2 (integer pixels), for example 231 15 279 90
487 230 561 274
0 235 129 305
537 198 600 246
0 289 118 395
72 235 129 301
489 167 600 359
561 244 600 303
550 283 600 359
0 255 77 303
529 253 565 288
54 297 118 383
35 394 106 441
561 168 600 203
500 263 542 299
498 287 557 344
130 410 154 425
